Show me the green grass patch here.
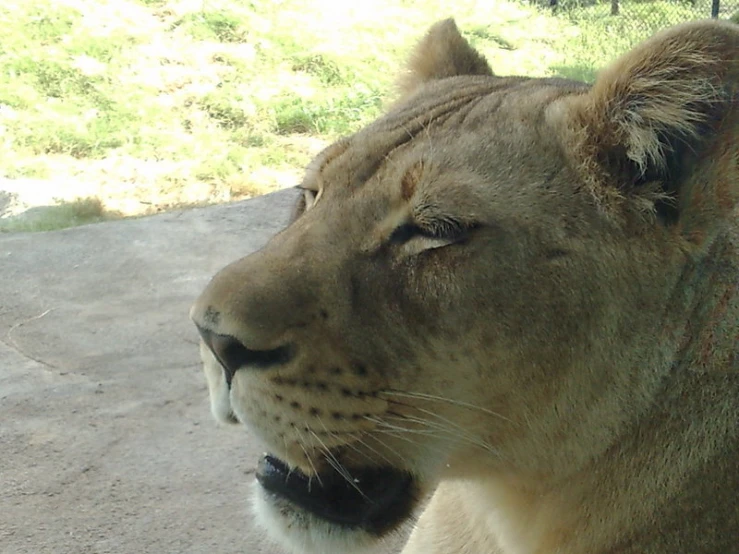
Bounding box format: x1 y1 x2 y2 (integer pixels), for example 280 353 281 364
270 87 383 135
291 53 348 86
17 4 79 43
173 10 248 42
197 90 250 130
0 0 719 232
0 197 120 233
548 1 711 82
6 56 112 106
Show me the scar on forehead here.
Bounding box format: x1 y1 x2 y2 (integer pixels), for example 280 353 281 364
401 160 426 201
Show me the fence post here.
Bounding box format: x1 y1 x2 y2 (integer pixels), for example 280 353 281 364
712 0 720 17
611 0 620 16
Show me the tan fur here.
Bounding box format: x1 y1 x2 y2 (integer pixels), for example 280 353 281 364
398 18 494 96
191 19 738 554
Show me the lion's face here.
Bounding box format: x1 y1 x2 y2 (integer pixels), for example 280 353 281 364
190 19 737 554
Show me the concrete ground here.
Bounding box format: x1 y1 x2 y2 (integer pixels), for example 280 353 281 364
0 190 307 554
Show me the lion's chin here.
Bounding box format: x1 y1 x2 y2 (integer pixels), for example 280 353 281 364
252 454 416 554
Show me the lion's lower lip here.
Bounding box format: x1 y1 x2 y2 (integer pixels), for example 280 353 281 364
256 454 416 535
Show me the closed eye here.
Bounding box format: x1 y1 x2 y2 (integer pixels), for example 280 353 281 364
388 223 427 244
388 220 478 248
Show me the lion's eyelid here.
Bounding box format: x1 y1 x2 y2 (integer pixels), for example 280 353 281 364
428 218 477 239
389 223 425 244
389 219 478 246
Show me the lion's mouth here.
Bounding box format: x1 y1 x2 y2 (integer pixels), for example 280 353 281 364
256 454 416 535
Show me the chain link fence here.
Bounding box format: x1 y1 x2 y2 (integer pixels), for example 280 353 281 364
537 0 738 38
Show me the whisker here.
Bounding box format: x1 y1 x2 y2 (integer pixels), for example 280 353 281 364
365 415 435 435
375 420 439 436
385 412 492 451
377 407 505 460
369 426 460 463
386 413 471 437
314 416 398 468
358 434 407 466
410 406 491 443
309 429 367 499
396 413 501 457
292 426 322 489
380 390 513 423
281 433 297 481
372 427 429 447
342 433 400 468
301 445 323 489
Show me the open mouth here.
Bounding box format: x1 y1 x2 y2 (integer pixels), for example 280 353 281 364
256 454 416 535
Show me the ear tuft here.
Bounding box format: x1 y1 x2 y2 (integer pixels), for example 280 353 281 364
398 19 493 96
558 20 738 222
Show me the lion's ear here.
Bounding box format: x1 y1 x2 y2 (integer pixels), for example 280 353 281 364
398 18 493 96
557 20 738 227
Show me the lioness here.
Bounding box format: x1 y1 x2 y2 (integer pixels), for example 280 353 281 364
190 19 738 554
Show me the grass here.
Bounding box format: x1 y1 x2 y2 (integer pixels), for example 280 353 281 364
0 0 727 231
0 197 120 232
549 0 720 81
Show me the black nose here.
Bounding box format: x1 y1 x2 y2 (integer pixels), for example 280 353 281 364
196 325 294 386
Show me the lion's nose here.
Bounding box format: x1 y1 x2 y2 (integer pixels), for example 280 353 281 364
195 324 294 386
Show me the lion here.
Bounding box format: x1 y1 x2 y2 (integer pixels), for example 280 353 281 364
190 18 738 554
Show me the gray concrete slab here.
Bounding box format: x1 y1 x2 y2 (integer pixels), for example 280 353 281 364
0 190 302 554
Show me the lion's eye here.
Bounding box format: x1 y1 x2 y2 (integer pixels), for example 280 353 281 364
389 220 475 248
389 223 425 244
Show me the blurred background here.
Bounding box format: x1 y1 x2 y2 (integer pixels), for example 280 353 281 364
1 0 736 232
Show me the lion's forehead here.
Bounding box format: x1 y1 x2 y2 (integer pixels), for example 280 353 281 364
307 77 587 196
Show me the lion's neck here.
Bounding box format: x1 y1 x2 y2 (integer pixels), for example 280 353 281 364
668 223 738 377
465 223 739 554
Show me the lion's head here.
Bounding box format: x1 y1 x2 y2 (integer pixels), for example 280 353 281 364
190 19 737 554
